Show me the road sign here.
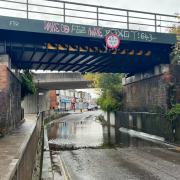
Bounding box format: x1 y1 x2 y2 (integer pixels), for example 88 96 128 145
106 34 120 49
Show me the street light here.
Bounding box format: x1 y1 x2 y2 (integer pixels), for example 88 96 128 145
37 79 39 114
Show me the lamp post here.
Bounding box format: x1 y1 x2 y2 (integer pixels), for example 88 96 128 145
79 91 83 113
37 79 39 114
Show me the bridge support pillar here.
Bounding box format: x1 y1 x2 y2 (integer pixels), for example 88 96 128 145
0 54 11 67
123 64 180 112
0 54 22 134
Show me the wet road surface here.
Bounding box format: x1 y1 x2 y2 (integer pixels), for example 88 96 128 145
47 111 180 180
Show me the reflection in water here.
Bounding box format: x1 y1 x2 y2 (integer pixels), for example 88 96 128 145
48 118 169 149
48 119 104 148
48 123 59 140
102 126 116 146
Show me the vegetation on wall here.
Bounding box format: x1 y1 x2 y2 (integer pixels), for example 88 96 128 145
164 16 180 141
21 70 37 100
165 104 180 142
171 45 180 65
166 104 180 123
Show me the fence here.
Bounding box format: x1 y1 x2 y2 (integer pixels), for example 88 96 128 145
0 0 179 33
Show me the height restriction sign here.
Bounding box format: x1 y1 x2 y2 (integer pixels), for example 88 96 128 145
105 34 120 49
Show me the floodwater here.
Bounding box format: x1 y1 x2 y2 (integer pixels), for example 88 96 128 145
48 113 104 149
47 111 170 150
47 112 180 180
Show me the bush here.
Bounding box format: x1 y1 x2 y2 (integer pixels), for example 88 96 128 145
165 104 180 142
166 104 180 123
84 73 124 112
97 89 123 112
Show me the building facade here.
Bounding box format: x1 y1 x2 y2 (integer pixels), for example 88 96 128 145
55 89 92 111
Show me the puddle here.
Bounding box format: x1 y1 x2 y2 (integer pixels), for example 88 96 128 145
48 117 104 150
47 113 172 151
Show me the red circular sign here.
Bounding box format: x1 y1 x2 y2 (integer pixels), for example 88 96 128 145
106 34 120 49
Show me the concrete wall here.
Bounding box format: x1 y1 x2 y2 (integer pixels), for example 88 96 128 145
12 114 43 180
0 62 22 133
115 111 180 142
102 110 180 142
34 72 91 90
103 111 115 126
34 72 85 82
22 91 50 114
123 65 180 112
115 112 167 137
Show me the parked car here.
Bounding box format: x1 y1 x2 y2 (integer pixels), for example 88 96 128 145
87 104 98 111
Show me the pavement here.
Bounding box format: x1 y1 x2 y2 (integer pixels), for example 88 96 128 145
41 128 54 180
0 114 37 180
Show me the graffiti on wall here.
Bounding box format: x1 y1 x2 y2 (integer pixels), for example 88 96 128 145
44 21 156 42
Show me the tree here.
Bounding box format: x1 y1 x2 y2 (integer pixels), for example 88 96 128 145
84 73 123 111
170 15 180 64
83 73 101 91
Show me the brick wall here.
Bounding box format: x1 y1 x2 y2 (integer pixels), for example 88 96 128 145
123 65 180 112
9 68 22 126
0 65 8 131
0 65 21 133
49 90 58 109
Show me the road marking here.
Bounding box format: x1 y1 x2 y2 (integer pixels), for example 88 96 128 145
58 152 72 180
61 156 72 180
176 147 180 152
57 153 68 180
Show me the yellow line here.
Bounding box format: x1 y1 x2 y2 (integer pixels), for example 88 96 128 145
58 152 72 180
175 147 180 152
61 156 72 180
58 153 68 180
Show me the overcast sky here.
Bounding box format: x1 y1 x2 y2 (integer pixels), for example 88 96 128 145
67 0 180 15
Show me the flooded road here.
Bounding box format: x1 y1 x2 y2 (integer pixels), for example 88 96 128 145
48 111 103 149
47 111 180 180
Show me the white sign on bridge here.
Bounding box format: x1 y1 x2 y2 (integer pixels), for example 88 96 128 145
106 34 120 49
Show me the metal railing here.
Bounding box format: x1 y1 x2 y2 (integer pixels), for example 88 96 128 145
0 0 179 33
